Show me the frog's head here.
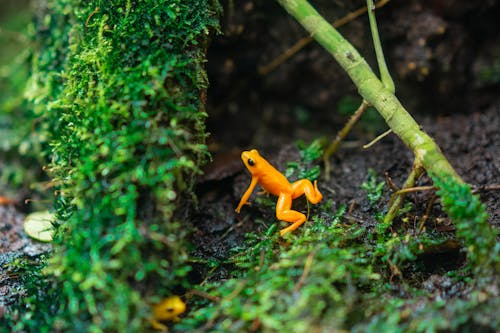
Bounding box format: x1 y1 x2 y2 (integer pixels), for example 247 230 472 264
241 149 262 175
152 296 186 322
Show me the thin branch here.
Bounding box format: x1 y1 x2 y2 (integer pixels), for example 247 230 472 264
363 128 393 149
323 100 369 179
366 0 394 92
417 194 437 235
384 172 400 192
472 184 500 193
388 185 435 206
259 0 391 75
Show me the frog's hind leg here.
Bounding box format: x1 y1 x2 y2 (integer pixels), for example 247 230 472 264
276 193 307 236
291 179 323 204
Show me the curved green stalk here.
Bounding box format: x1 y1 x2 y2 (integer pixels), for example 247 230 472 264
276 0 461 184
366 0 395 92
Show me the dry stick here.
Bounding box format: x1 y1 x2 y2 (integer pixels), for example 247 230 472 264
387 185 435 207
383 161 425 230
323 100 369 180
362 128 393 149
417 194 437 235
186 289 221 303
384 172 400 192
472 184 500 193
259 0 391 75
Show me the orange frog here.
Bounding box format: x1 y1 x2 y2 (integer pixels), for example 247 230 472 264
235 149 323 236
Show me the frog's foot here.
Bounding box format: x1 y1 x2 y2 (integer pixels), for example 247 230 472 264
235 201 250 213
279 220 306 236
291 179 323 204
311 180 323 203
276 210 306 236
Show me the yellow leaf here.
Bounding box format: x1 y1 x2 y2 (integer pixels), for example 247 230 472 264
23 211 55 242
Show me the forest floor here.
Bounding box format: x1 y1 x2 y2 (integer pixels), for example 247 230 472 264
1 0 499 328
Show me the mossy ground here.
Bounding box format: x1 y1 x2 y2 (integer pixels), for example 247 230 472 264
189 118 499 332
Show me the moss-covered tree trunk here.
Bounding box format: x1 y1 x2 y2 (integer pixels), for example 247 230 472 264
26 0 218 331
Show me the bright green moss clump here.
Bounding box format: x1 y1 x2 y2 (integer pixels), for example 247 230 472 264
20 0 218 331
431 173 499 276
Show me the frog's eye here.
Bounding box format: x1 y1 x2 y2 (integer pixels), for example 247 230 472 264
247 158 255 166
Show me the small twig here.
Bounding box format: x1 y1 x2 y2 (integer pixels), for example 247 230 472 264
387 186 435 208
257 246 266 271
362 129 393 149
387 258 402 282
198 263 220 287
472 184 500 193
417 194 437 235
216 215 248 244
259 0 391 75
249 318 261 332
294 251 315 292
324 100 369 179
186 289 220 303
85 7 100 28
348 200 356 214
384 172 400 192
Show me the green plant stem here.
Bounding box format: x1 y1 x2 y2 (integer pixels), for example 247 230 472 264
276 0 462 185
323 100 369 179
366 0 394 92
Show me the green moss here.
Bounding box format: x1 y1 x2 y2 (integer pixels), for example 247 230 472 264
1 255 57 333
12 0 219 331
285 139 323 181
430 172 499 276
359 292 500 333
180 206 382 332
361 168 385 208
175 167 499 332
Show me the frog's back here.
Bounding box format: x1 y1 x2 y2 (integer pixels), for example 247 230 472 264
255 158 292 196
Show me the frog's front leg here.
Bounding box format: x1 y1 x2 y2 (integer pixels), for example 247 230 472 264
276 192 307 236
235 177 259 213
291 179 323 203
